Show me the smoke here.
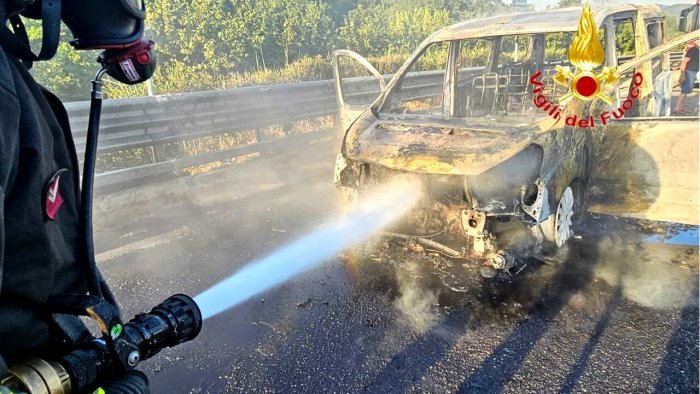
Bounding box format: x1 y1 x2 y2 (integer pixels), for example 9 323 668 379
194 177 423 320
593 235 698 309
393 262 439 333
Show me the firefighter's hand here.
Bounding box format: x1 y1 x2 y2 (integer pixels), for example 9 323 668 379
97 370 149 394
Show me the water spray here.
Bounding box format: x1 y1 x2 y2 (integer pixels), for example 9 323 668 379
195 178 422 320
2 177 418 392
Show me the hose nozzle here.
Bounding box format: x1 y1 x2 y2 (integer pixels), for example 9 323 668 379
2 294 202 394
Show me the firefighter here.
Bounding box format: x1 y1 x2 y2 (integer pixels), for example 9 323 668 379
0 0 150 392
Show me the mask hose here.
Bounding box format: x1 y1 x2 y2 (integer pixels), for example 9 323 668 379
81 67 120 312
81 39 158 316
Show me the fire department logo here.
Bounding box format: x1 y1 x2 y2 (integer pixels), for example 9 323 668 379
553 3 618 104
45 169 67 220
529 3 642 128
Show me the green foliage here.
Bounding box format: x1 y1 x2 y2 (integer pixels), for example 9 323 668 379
339 0 504 56
147 0 336 71
33 0 677 102
459 39 491 67
339 4 390 57
615 21 635 56
545 32 573 62
387 7 451 54
665 16 685 40
498 35 529 62
414 42 449 71
557 0 582 8
28 0 512 100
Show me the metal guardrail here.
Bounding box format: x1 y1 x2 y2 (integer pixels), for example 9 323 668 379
66 52 685 191
65 71 444 191
617 51 684 67
669 51 684 67
65 79 339 158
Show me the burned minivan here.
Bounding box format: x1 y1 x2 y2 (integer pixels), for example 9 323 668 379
332 5 697 276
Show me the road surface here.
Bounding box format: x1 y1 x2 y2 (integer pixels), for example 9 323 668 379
94 137 698 393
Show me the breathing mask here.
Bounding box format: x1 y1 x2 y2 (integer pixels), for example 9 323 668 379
0 0 155 84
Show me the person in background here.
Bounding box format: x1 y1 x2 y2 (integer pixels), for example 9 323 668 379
674 39 699 115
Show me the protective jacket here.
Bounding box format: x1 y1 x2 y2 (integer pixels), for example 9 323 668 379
0 43 87 371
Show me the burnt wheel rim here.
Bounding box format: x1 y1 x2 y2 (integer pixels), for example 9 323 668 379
555 186 574 247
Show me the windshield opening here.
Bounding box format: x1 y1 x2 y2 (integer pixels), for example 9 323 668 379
380 31 607 120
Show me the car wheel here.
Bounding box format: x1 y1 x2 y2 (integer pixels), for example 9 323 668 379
541 180 586 248
552 186 575 247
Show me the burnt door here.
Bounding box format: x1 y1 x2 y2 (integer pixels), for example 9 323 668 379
332 50 386 132
589 31 699 225
589 117 698 225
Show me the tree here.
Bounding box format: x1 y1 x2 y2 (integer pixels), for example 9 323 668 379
158 0 246 72
24 0 513 99
242 0 274 70
558 0 582 8
339 4 390 56
615 21 635 56
24 22 97 101
323 0 358 26
665 16 685 40
386 7 451 54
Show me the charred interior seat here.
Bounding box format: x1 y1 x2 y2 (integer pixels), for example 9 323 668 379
465 72 508 116
501 63 531 113
541 65 568 102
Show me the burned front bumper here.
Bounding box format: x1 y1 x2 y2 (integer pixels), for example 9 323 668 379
334 153 554 268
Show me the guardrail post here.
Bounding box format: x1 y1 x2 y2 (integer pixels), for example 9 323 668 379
282 122 293 137
333 112 340 131
152 144 166 162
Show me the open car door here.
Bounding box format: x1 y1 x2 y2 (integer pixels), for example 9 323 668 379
332 50 386 132
589 32 699 225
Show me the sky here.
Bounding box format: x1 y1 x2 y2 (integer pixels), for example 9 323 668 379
529 0 696 10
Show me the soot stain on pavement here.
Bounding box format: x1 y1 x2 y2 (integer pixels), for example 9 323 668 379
356 214 698 314
345 214 698 393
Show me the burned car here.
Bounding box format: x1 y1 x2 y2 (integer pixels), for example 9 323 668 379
332 5 698 275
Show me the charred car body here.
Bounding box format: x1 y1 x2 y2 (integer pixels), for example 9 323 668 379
332 5 699 275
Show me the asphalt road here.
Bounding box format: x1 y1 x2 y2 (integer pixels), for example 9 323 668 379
94 138 699 393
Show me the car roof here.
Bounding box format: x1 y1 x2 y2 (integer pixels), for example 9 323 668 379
430 4 664 41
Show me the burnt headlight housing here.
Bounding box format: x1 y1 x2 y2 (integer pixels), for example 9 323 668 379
520 178 549 222
522 182 539 206
468 144 544 211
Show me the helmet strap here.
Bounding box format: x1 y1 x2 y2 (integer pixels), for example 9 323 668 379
0 0 61 68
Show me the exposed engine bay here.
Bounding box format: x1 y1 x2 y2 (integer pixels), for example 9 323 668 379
335 133 583 277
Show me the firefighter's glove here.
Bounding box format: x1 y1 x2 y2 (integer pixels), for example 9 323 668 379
96 370 149 394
